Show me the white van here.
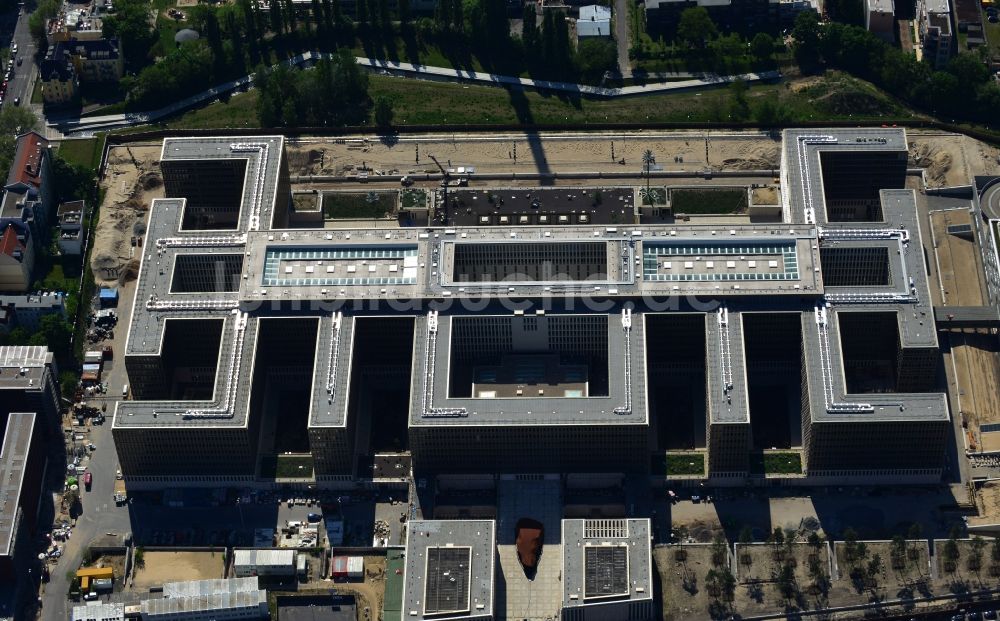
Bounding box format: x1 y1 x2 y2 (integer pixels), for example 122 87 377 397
121 383 128 397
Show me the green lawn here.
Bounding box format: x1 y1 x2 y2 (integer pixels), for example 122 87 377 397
640 187 666 205
671 188 748 214
261 454 315 479
323 191 397 219
400 188 427 209
152 71 915 132
984 17 1000 56
58 136 105 170
750 451 802 475
664 453 705 476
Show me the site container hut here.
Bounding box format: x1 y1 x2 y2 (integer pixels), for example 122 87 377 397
92 578 113 593
98 287 118 308
232 549 297 577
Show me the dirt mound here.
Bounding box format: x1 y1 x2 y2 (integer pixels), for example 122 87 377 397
812 89 894 116
287 148 325 175
910 142 952 186
140 172 162 191
721 157 777 171
119 258 141 284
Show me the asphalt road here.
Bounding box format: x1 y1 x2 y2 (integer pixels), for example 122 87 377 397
40 280 138 621
6 4 36 109
614 0 631 79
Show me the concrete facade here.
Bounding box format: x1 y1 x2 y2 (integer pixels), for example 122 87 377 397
114 129 949 487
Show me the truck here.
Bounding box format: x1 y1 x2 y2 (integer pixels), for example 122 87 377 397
113 479 127 505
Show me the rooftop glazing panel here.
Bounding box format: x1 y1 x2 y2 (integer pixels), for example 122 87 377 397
642 240 799 282
262 246 419 287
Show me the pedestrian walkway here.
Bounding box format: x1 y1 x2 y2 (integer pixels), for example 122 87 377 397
51 51 781 134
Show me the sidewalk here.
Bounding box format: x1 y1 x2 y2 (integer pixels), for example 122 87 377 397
51 52 781 134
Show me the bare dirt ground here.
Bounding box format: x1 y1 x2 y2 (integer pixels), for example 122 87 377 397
950 332 1000 451
92 145 163 288
931 209 985 307
85 554 127 583
832 541 932 604
324 556 386 620
928 206 1000 452
909 132 1000 187
933 539 1000 592
285 132 784 178
733 543 832 617
92 130 999 289
655 545 718 621
970 480 1000 527
282 131 999 188
131 551 225 589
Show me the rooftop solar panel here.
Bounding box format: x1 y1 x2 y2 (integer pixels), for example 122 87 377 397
424 546 472 615
584 545 629 600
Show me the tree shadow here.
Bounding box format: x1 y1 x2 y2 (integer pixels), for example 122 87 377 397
746 581 765 603
400 26 421 65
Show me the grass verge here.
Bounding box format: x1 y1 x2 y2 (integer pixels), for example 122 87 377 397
665 453 705 476
261 454 315 479
750 451 802 475
151 71 916 131
323 191 396 219
58 136 105 170
671 188 748 214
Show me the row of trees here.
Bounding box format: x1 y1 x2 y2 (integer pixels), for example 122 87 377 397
792 11 1000 125
254 50 371 127
632 7 779 74
108 0 617 114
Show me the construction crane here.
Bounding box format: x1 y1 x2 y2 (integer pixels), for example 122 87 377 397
427 154 450 224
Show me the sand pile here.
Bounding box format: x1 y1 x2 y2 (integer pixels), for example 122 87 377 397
910 142 952 186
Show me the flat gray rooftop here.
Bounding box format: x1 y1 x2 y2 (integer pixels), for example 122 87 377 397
781 127 909 226
562 519 652 608
0 346 52 392
117 131 946 436
0 412 35 558
403 520 495 620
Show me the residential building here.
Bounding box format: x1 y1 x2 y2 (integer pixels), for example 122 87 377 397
39 47 78 106
0 346 60 429
865 0 895 42
46 5 105 45
919 0 953 69
577 5 611 39
57 200 86 255
64 38 124 83
0 224 33 292
1 131 54 259
0 346 57 587
41 37 123 106
644 0 818 32
0 292 66 332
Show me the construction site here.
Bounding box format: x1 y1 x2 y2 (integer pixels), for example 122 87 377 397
79 127 1000 620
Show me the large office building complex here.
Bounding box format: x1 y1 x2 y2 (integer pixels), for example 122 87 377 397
113 130 949 486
